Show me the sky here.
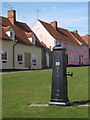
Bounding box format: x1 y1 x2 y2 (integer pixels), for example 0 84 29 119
1 2 89 36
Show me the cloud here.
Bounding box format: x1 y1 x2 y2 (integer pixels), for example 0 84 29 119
52 6 57 9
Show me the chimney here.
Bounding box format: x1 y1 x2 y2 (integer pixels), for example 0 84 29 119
50 21 57 30
74 30 78 34
8 10 16 24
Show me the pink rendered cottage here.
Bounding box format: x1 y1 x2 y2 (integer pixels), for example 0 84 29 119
32 19 89 66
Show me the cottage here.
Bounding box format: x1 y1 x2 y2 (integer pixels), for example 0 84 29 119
0 10 44 70
32 19 89 66
81 34 90 64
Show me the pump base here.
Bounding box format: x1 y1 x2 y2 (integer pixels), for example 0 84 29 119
49 102 72 106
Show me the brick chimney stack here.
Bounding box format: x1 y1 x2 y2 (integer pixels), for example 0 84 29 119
50 21 57 30
8 10 16 24
74 30 78 34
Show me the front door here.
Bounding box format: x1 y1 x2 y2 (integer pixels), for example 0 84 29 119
79 55 83 66
46 52 49 67
24 53 31 68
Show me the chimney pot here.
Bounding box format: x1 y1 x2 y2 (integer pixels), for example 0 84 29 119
50 21 57 30
74 30 78 34
8 10 16 24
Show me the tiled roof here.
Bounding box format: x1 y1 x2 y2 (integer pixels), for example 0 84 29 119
25 32 33 38
39 19 66 41
57 27 79 45
0 16 12 27
16 21 32 32
81 34 90 46
0 25 12 41
39 19 86 45
0 16 44 47
71 32 87 45
3 26 12 32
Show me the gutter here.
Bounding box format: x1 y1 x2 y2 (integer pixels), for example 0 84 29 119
13 41 17 69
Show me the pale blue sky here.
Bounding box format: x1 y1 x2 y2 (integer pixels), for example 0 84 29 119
1 2 89 35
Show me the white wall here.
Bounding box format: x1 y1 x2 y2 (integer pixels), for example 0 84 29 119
15 43 42 69
32 20 56 51
1 40 14 69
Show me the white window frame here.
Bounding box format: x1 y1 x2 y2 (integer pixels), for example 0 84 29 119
84 46 87 52
74 55 79 61
83 56 88 61
17 53 23 63
28 35 36 45
70 54 73 61
10 31 14 40
6 28 15 40
31 54 37 65
1 51 8 62
75 45 78 52
32 35 36 45
69 44 73 50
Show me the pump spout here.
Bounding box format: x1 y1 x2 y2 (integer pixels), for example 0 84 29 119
66 73 73 77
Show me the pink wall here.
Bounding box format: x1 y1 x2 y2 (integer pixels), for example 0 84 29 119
65 43 89 65
57 41 89 65
32 20 89 65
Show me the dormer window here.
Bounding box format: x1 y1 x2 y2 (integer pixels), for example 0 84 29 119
10 31 14 39
6 28 15 40
32 35 35 45
28 35 36 45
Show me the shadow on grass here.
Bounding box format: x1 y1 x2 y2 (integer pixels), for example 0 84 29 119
72 100 90 106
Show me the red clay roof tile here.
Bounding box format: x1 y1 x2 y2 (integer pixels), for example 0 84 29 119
57 27 79 45
0 16 44 47
39 19 80 45
0 25 12 41
71 31 87 45
81 34 90 46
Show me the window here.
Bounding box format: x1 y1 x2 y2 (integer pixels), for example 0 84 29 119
84 46 87 52
70 54 73 61
32 55 37 65
84 56 88 61
10 31 14 39
6 28 15 40
17 53 23 63
75 46 78 52
28 35 35 45
32 59 36 65
32 36 35 45
1 51 8 62
69 44 73 50
74 55 79 61
10 28 15 40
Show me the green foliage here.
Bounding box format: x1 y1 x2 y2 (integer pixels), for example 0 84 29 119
2 67 89 118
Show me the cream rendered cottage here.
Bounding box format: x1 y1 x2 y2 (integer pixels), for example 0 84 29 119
0 10 43 70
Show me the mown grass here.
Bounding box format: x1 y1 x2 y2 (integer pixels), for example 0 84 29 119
2 67 89 118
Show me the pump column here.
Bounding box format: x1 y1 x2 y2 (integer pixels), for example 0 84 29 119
49 45 69 106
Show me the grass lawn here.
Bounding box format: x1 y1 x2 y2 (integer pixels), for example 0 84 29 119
2 67 89 118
